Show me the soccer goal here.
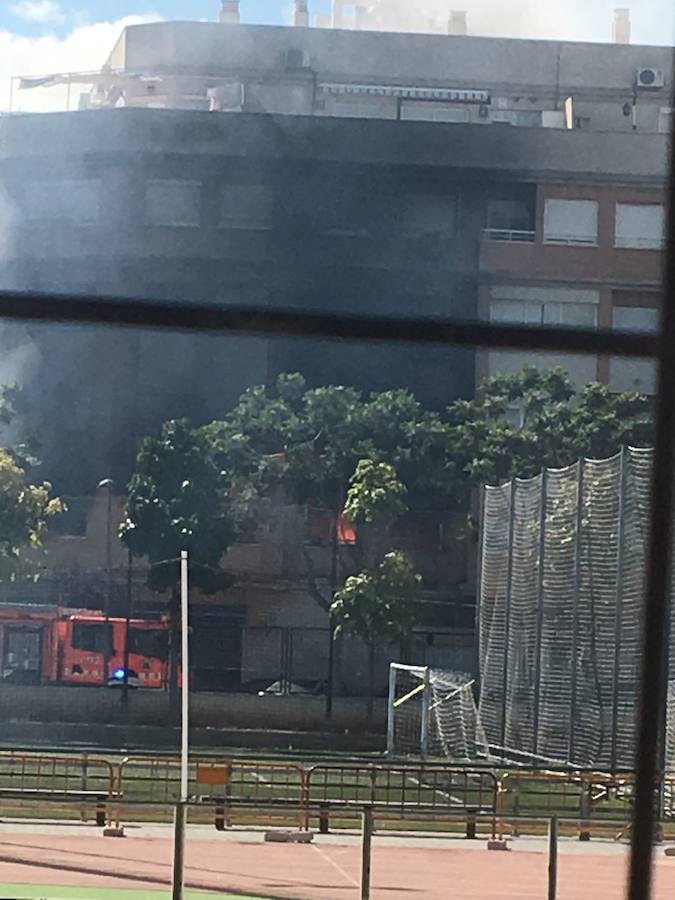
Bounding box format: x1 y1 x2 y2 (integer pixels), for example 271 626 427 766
386 663 489 761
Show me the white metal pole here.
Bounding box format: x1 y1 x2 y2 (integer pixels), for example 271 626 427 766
420 666 431 758
386 664 397 756
172 549 189 900
180 550 189 804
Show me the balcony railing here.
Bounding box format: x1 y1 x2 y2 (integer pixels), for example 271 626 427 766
543 234 598 246
482 227 536 243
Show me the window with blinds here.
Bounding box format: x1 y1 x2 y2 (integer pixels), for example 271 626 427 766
543 198 598 245
615 203 665 250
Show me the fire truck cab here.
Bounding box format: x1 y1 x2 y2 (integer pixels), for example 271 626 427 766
57 614 169 688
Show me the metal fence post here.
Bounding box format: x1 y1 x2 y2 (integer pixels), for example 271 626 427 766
548 815 558 900
610 447 628 772
533 468 548 759
501 480 517 759
172 801 187 900
474 484 486 702
569 459 585 766
361 805 374 900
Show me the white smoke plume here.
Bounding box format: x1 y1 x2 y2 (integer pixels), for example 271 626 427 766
351 0 673 44
365 0 575 39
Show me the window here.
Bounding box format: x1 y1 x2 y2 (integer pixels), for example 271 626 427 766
405 192 457 237
145 180 201 227
220 184 273 229
615 203 665 250
22 180 101 224
613 305 660 333
332 101 386 119
128 628 168 661
610 305 658 393
71 622 113 655
543 199 598 245
609 359 657 394
485 199 535 240
490 300 597 328
400 102 469 123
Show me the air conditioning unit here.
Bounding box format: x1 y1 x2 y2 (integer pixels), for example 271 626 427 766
637 67 665 89
284 48 310 70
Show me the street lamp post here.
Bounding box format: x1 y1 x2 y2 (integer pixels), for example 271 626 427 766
98 478 115 683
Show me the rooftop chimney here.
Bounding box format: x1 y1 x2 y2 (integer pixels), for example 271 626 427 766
220 1 240 24
612 8 631 44
448 10 468 36
294 1 309 27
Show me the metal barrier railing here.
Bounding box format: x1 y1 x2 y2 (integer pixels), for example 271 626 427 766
0 750 117 826
306 764 499 837
0 750 668 845
116 755 308 829
496 770 636 841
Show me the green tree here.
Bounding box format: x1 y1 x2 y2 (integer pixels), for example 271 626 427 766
0 384 63 583
0 447 63 583
447 366 652 500
120 419 235 712
331 551 421 720
344 459 408 529
203 374 456 612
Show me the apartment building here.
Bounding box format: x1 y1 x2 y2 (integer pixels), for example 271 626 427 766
480 181 664 393
16 5 663 397
0 4 667 692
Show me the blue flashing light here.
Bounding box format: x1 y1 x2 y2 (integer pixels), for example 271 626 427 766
112 668 126 680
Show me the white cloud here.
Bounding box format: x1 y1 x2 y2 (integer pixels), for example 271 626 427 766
10 1 64 25
0 14 161 113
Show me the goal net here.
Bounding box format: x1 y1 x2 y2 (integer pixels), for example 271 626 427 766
386 663 489 761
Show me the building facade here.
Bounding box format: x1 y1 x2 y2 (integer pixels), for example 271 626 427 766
0 11 668 691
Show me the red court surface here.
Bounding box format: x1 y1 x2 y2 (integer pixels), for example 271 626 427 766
0 830 675 899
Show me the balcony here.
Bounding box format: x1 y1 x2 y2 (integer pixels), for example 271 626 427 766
480 232 663 287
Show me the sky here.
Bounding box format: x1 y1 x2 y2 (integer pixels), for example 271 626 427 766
1 0 674 112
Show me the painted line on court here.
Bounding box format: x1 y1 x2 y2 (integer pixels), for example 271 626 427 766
311 843 359 888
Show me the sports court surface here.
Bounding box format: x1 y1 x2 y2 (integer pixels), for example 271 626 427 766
1 825 675 899
0 889 252 899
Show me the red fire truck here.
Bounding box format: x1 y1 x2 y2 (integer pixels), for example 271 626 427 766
0 605 169 689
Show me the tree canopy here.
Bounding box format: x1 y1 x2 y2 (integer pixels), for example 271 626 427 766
331 550 421 647
446 367 652 496
0 385 63 583
202 373 457 515
120 419 235 594
0 448 63 583
202 367 652 523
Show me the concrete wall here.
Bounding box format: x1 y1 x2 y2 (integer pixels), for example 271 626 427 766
0 684 387 733
113 22 674 135
2 111 668 182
